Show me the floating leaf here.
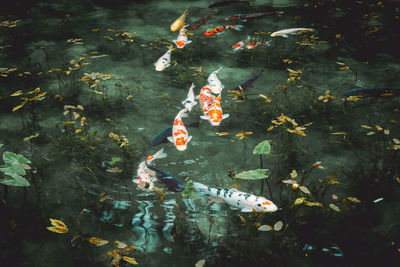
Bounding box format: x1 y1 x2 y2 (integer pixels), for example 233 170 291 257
253 140 271 155
235 169 269 180
47 226 68 233
23 133 39 142
0 143 3 149
329 203 341 212
122 256 138 265
293 197 305 206
3 151 30 165
299 185 311 194
50 218 67 228
273 221 283 231
237 214 246 225
303 200 323 207
121 246 136 253
290 169 297 179
195 259 206 267
114 241 127 249
373 198 383 203
0 173 30 186
89 237 109 246
258 225 273 231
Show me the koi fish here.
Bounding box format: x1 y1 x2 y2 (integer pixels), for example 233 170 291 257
146 165 186 192
203 25 243 37
207 67 224 94
170 9 190 32
230 70 263 93
225 11 284 21
186 9 218 31
133 148 167 190
193 181 278 212
173 27 192 48
151 127 173 146
181 83 197 111
232 40 245 51
342 88 400 98
271 28 314 38
154 47 173 71
200 95 229 126
208 0 251 8
246 39 271 49
198 85 215 116
168 108 192 151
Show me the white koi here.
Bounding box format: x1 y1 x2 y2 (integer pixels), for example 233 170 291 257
200 94 229 126
207 67 224 94
271 27 314 38
133 148 167 191
182 83 197 111
193 181 278 213
168 108 192 151
154 47 173 71
173 27 192 48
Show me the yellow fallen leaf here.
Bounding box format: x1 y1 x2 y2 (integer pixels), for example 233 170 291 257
89 237 109 246
273 221 283 231
303 200 323 207
290 169 297 179
10 90 23 96
329 203 341 212
331 132 346 135
267 125 275 131
237 214 246 225
299 186 311 194
294 197 305 206
366 131 375 135
114 241 127 249
258 225 273 231
121 246 136 253
122 256 138 265
360 125 372 129
195 259 206 267
346 197 361 203
63 121 75 125
50 218 67 228
216 132 230 136
47 226 68 233
12 103 25 112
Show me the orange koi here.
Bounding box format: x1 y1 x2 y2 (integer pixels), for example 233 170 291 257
200 95 229 126
203 25 243 36
133 148 167 190
168 108 192 151
198 86 214 116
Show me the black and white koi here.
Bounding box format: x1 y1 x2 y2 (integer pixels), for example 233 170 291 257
182 83 197 111
207 67 224 94
193 181 278 212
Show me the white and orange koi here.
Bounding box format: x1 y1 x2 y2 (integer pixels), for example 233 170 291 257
197 85 215 116
168 108 192 151
154 47 174 71
232 40 245 51
133 148 167 190
207 67 224 94
182 83 197 111
173 27 192 48
200 94 229 126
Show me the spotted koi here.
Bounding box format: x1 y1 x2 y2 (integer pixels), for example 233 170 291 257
133 148 167 190
203 25 243 36
198 85 215 116
168 108 192 151
200 95 229 126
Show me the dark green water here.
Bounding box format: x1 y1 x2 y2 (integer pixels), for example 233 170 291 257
1 0 400 266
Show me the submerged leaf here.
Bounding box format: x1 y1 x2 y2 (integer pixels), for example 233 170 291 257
346 197 361 203
47 226 68 233
235 169 269 180
258 225 273 231
122 256 138 265
237 214 246 225
195 259 206 267
273 221 283 231
50 218 67 228
253 140 271 155
89 237 109 246
329 203 341 212
299 186 311 194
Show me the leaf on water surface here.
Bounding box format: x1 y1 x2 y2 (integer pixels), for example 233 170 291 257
12 103 25 112
299 186 311 194
106 167 123 174
122 256 138 265
10 90 23 96
47 226 68 234
121 246 136 253
258 225 273 231
195 259 205 267
89 237 109 246
273 221 283 231
0 162 26 176
293 197 305 206
329 203 341 212
216 132 229 136
290 169 297 179
303 200 323 207
50 218 68 228
253 140 271 155
235 169 269 180
366 131 375 136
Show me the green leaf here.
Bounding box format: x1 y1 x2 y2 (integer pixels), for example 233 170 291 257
181 180 194 198
3 151 30 165
253 140 271 155
0 163 26 176
109 157 122 165
0 173 30 186
0 143 3 149
235 169 269 180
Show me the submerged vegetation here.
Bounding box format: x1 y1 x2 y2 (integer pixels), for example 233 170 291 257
1 0 400 266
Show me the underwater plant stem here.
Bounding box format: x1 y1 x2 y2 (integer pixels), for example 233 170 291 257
4 185 8 204
260 155 264 194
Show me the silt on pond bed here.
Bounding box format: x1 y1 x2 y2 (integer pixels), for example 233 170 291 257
1 0 400 266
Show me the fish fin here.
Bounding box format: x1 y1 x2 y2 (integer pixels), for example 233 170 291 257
233 25 244 31
222 114 230 120
193 181 209 193
153 148 167 160
186 40 192 44
132 179 139 184
241 208 253 212
200 115 209 121
282 34 289 38
167 136 174 143
178 108 189 118
187 135 192 143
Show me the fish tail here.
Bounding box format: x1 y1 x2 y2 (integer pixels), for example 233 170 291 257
178 107 189 118
193 181 209 194
153 148 167 161
233 25 244 31
183 8 190 16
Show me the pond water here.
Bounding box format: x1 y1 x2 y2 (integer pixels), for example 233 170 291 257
1 0 400 266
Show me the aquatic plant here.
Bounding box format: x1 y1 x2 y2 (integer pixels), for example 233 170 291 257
0 143 31 187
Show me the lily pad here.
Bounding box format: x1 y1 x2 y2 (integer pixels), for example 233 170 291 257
0 163 26 176
3 151 30 165
235 169 269 180
0 173 30 186
253 140 271 155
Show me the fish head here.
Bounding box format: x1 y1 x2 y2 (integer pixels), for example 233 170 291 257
257 198 278 212
175 137 187 151
175 40 185 48
208 111 222 126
